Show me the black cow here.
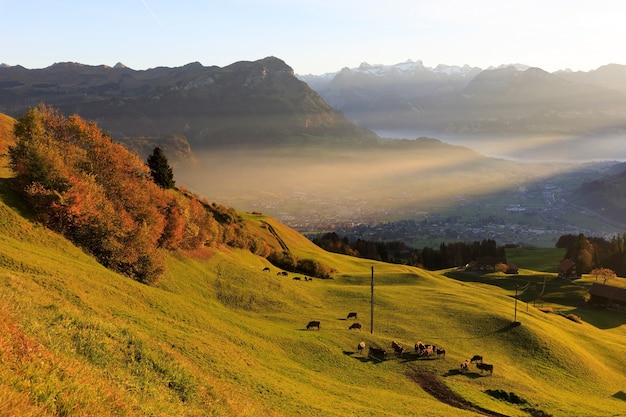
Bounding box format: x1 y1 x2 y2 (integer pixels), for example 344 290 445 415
368 346 386 360
436 347 446 358
347 312 357 319
470 355 483 363
476 362 494 374
306 320 320 330
263 267 270 272
349 322 362 330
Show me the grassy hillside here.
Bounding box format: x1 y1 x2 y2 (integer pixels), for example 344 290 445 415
1 122 626 415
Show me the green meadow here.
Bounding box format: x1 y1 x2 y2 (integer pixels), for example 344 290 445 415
1 185 626 416
1 115 625 416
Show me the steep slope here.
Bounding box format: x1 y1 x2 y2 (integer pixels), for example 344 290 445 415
1 146 626 416
0 58 377 155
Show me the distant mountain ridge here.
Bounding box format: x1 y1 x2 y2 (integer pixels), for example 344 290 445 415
0 57 377 159
300 60 626 139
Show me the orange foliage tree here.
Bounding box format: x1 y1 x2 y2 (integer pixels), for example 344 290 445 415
8 105 224 283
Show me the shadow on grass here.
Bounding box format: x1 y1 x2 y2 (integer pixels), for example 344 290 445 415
343 350 389 363
613 391 626 401
0 177 34 219
442 369 484 379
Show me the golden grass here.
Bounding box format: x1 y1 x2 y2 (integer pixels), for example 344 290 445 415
1 166 626 416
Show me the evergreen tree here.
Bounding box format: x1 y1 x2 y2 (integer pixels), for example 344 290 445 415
147 147 175 189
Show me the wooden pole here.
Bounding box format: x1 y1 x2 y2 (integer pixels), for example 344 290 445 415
370 265 374 334
514 284 518 323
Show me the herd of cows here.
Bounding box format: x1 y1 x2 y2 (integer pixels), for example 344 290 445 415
305 312 494 375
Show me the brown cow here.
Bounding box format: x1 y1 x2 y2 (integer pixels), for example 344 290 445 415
391 340 404 357
368 346 386 360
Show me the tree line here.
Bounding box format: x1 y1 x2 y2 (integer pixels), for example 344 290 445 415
311 232 505 270
556 233 626 277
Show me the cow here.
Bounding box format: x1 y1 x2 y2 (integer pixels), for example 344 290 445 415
476 362 494 375
391 340 404 357
460 359 471 372
347 312 358 320
368 346 386 360
263 267 270 272
358 341 366 354
415 342 433 357
293 276 301 281
436 347 446 358
470 355 483 363
306 320 320 330
349 322 362 330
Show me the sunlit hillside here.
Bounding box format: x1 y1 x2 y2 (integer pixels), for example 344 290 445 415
1 118 626 416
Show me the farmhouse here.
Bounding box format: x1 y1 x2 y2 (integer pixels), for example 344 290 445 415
558 259 578 279
587 283 626 311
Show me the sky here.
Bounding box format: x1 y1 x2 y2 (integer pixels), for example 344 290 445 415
1 0 625 75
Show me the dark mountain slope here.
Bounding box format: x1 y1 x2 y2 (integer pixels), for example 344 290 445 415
0 57 377 155
570 165 626 223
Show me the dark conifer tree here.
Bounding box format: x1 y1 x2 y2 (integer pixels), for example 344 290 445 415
147 147 175 189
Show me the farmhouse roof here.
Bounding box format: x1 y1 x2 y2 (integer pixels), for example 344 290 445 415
559 259 575 270
588 283 626 303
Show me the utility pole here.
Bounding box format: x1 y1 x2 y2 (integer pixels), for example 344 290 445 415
514 284 519 323
370 265 374 334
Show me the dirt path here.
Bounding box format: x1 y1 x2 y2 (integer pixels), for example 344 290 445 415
408 370 510 417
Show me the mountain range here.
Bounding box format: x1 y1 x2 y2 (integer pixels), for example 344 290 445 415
0 57 376 159
300 60 626 144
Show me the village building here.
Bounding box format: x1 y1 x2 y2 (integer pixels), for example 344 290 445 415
587 283 626 311
558 259 578 279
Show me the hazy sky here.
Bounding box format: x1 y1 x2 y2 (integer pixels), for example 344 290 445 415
1 0 624 74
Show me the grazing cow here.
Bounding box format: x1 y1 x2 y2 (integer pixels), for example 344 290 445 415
436 347 446 358
293 276 301 281
349 322 362 330
263 267 270 272
347 312 358 320
460 359 471 372
476 362 494 375
391 340 404 357
358 341 366 354
306 320 320 330
470 355 483 363
281 271 288 276
415 342 433 357
368 346 387 360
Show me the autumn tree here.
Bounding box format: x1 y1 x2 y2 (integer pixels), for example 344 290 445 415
590 267 616 284
147 147 175 189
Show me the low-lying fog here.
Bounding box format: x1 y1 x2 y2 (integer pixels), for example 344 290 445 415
375 131 626 162
174 137 620 245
